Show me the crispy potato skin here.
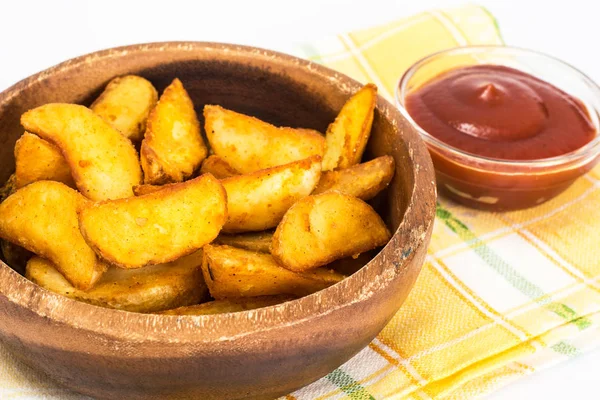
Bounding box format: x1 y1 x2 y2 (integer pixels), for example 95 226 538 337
21 103 142 200
313 155 394 200
0 181 106 289
79 174 227 268
213 231 273 253
158 295 294 315
221 156 322 233
201 245 344 299
27 251 207 313
271 192 391 272
133 183 166 196
91 75 158 142
204 105 325 174
141 78 207 184
322 84 377 171
14 132 75 189
200 155 240 179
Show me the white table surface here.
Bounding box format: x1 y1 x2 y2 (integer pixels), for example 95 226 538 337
1 1 598 398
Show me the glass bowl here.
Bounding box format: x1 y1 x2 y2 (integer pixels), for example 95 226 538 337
396 45 600 211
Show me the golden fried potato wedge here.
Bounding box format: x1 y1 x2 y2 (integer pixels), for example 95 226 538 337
200 155 240 179
0 181 106 289
79 174 227 268
313 155 394 200
27 250 207 313
204 105 325 174
91 75 158 142
322 84 377 171
202 245 344 299
213 231 273 253
21 103 141 200
141 78 207 184
272 192 391 272
222 156 321 233
1 240 33 275
0 174 16 203
14 132 75 189
158 295 294 315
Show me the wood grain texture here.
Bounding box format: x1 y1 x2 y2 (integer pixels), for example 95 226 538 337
0 42 436 400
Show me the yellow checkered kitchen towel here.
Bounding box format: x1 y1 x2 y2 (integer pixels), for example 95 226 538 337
2 4 600 400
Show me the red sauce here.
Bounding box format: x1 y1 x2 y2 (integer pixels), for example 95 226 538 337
405 65 596 160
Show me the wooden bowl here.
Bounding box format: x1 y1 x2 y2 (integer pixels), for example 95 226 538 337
0 42 436 400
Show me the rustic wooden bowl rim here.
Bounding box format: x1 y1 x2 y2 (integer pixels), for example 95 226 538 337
0 42 436 344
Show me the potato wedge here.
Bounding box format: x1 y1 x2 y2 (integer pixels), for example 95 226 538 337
271 192 391 272
21 103 141 200
27 250 207 313
0 174 16 203
141 78 207 184
200 155 240 179
313 155 394 200
14 132 75 189
202 245 344 299
322 84 377 171
91 75 158 142
1 240 33 275
222 156 321 233
79 173 227 268
213 231 273 253
0 181 106 289
158 295 294 315
204 105 325 174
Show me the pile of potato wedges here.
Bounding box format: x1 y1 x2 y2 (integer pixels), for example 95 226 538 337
0 75 395 315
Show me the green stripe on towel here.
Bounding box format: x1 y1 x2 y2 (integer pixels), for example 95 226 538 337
326 369 376 400
436 203 591 331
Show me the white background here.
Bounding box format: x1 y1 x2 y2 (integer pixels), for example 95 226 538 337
0 0 598 398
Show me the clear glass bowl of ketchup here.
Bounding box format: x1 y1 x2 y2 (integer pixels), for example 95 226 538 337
396 46 600 211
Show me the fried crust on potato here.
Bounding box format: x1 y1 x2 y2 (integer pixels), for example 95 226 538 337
0 181 106 289
79 174 227 268
221 156 321 233
141 78 207 184
322 84 377 171
21 103 141 200
201 245 344 299
313 155 394 200
14 132 75 189
204 105 325 174
271 192 391 272
27 251 207 313
133 183 165 196
158 295 294 315
91 75 158 142
200 155 240 179
213 231 273 253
